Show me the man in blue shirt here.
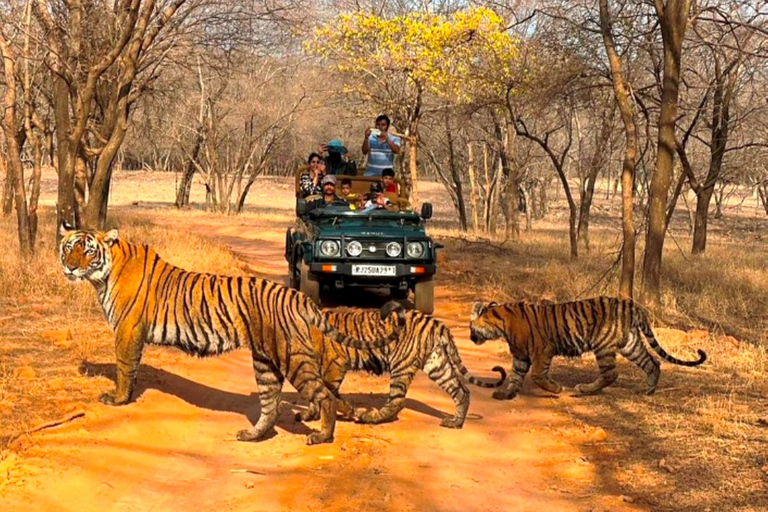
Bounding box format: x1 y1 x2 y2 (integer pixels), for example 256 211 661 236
362 115 401 176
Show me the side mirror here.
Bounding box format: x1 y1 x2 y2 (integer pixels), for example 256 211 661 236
296 199 307 216
420 202 433 220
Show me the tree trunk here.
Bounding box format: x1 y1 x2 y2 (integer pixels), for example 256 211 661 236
522 183 533 231
408 134 419 210
1 142 13 215
176 132 203 208
577 104 614 251
641 0 691 310
492 115 518 238
600 0 639 300
0 34 32 256
467 142 479 234
757 184 768 215
691 58 733 254
53 76 75 236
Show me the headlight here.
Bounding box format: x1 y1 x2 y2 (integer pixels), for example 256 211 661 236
406 241 425 258
319 240 340 257
346 240 363 257
386 242 402 257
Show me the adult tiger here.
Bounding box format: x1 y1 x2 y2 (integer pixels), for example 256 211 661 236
299 301 506 429
58 222 396 445
469 297 707 399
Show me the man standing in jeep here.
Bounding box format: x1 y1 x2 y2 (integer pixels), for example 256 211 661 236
307 175 349 211
362 115 401 176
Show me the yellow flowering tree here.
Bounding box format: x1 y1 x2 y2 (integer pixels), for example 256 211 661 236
306 7 520 205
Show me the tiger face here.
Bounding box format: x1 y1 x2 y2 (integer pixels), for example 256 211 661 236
58 222 118 282
469 301 505 345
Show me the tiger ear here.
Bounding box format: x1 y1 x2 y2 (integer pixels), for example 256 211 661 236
59 220 76 237
103 229 119 245
471 302 486 320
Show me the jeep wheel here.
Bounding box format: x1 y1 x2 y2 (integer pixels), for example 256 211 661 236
414 278 434 314
289 249 301 290
299 262 321 305
390 287 409 300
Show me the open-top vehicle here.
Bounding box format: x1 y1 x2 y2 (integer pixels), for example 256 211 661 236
285 168 440 313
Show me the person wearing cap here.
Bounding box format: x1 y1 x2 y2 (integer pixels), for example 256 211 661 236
362 115 401 177
307 174 350 211
361 182 396 213
319 138 357 175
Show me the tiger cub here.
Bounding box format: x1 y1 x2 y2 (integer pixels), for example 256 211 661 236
299 301 506 429
469 297 707 399
58 222 396 445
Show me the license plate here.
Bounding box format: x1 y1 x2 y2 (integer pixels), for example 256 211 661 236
351 264 397 276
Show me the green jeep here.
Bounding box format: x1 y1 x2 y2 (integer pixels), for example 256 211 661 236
285 172 440 314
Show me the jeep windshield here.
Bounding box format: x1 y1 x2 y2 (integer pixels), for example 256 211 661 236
307 207 421 226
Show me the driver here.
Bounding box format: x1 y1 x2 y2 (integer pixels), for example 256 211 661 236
307 174 349 211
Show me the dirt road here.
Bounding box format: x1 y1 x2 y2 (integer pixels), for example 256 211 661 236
0 214 646 512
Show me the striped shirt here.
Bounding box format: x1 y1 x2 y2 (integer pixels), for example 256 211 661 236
365 134 401 176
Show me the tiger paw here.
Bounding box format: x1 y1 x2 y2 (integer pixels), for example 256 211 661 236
353 408 376 423
295 408 319 423
492 390 516 400
236 427 275 442
98 391 129 406
572 384 593 396
439 416 465 429
306 432 333 446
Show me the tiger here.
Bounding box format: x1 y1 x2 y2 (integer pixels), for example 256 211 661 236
298 301 507 429
469 297 707 399
58 222 397 445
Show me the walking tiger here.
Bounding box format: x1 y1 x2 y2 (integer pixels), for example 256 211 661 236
469 297 707 399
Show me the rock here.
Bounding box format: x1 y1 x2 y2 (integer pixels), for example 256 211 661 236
588 427 608 442
659 458 676 474
761 465 768 474
14 366 36 380
244 481 254 489
621 495 635 503
42 329 74 349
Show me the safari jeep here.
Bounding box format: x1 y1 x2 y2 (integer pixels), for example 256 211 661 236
285 168 440 314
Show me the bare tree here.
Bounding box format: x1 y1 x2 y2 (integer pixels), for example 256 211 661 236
599 0 640 300
641 0 692 310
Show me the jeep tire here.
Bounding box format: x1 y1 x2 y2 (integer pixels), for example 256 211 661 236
299 262 321 305
414 278 434 314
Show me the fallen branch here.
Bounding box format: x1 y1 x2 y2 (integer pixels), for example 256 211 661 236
9 409 85 445
231 468 266 475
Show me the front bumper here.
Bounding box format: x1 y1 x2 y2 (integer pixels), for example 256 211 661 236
308 261 436 286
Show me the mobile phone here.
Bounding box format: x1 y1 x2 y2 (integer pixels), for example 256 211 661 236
370 129 381 137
